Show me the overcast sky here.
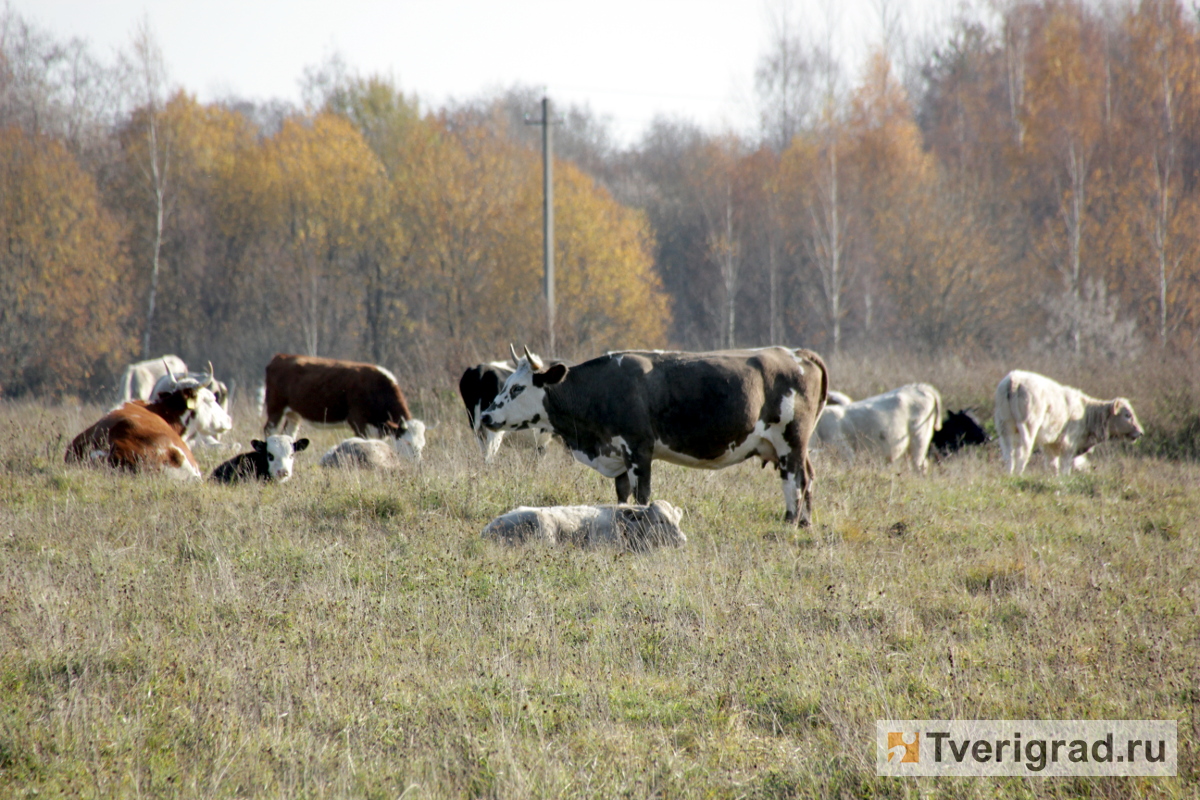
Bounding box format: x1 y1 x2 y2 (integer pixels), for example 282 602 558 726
10 0 954 145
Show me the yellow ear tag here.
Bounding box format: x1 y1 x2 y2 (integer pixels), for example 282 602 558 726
187 396 197 409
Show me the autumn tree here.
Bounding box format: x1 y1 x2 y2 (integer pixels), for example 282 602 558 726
1114 0 1200 348
0 128 133 396
117 20 174 358
229 113 390 359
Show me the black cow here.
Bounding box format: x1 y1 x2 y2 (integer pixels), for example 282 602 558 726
210 435 310 483
931 408 990 459
481 347 828 526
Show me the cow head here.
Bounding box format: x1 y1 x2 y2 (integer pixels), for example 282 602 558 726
393 418 427 462
1108 398 1143 442
481 346 566 432
184 386 234 442
253 435 310 482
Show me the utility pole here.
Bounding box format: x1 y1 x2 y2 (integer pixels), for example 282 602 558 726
526 96 556 355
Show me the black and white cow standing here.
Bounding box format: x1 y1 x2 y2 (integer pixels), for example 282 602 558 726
459 356 553 461
210 435 310 483
480 346 828 526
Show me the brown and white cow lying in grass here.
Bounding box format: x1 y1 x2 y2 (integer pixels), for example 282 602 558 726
482 501 686 551
65 384 207 479
994 370 1143 475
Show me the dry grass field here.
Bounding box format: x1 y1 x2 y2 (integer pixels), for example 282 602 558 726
1 355 1198 799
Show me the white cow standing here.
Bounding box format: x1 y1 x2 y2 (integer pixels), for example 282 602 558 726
813 383 944 472
118 355 187 403
994 370 1143 475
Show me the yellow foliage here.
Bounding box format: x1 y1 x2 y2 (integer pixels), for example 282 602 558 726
0 129 134 395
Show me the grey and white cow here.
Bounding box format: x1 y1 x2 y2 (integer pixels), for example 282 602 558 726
482 501 686 551
480 346 828 526
814 383 944 473
118 354 187 403
318 437 418 470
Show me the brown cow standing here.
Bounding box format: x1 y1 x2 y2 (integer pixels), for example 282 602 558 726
262 354 427 460
65 385 203 479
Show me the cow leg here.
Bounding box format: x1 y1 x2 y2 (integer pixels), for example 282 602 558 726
629 455 653 505
779 447 813 527
614 472 633 504
1011 426 1035 475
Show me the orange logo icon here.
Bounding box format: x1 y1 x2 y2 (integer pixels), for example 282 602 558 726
887 732 919 763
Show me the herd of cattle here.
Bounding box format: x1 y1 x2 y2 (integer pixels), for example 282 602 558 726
63 347 1145 544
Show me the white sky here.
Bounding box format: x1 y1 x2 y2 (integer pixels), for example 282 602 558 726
9 0 952 145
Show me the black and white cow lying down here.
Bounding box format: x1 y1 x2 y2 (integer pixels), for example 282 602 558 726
480 346 828 526
482 501 686 551
210 435 310 483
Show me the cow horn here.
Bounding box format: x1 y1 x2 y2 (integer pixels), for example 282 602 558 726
161 357 177 387
509 343 520 365
204 360 215 387
523 346 544 371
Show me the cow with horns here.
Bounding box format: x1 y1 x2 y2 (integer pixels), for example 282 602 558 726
66 375 217 479
480 346 828 526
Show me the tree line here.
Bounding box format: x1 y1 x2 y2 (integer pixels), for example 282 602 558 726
1 0 1198 400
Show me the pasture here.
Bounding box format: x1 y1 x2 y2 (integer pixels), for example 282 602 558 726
1 370 1198 799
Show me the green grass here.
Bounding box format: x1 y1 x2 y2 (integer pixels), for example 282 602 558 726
0 398 1197 798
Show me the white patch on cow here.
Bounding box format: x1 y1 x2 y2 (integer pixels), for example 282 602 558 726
651 413 791 471
88 449 109 461
571 448 626 478
376 365 401 387
264 434 301 481
570 435 632 479
164 445 202 481
783 472 798 519
397 419 427 462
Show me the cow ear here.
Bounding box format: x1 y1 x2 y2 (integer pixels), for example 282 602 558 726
1110 400 1123 416
252 440 267 452
293 438 310 452
533 363 568 388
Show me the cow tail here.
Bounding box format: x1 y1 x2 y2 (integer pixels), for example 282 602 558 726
799 348 829 410
934 386 944 431
120 368 134 403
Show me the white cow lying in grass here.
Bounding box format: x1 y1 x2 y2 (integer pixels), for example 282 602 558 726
994 370 1143 475
813 383 943 472
482 501 686 551
318 437 420 470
